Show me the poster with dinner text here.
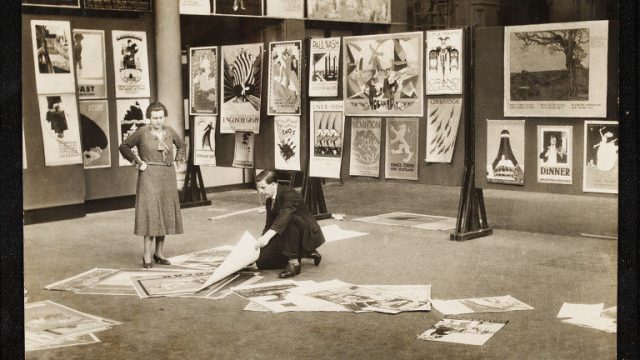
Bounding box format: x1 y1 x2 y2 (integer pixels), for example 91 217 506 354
426 29 463 95
268 41 302 115
232 132 255 168
486 119 525 185
309 101 344 179
31 20 75 94
349 118 381 178
111 30 151 98
425 97 462 163
266 0 303 18
37 94 83 166
274 116 301 171
116 99 150 166
583 120 618 193
73 29 107 99
190 46 218 115
309 37 340 97
194 116 217 166
385 118 419 180
79 100 111 169
537 125 573 184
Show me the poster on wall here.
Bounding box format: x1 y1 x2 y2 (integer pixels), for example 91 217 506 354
486 119 525 185
37 94 83 166
274 116 301 171
30 20 75 94
84 0 152 11
504 20 609 118
309 37 341 97
425 97 462 163
344 32 424 117
220 43 263 134
116 99 150 166
111 30 151 98
215 0 263 16
22 0 79 8
180 0 211 14
232 132 255 168
193 116 217 166
268 41 302 115
583 120 618 193
385 118 419 180
266 0 303 18
349 117 381 177
537 125 573 184
190 46 218 115
309 101 344 179
79 100 111 169
307 0 391 23
425 29 463 95
73 29 107 99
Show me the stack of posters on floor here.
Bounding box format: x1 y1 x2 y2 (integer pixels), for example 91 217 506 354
354 212 457 231
25 300 121 352
168 245 234 270
321 224 368 243
557 303 616 333
431 295 534 315
418 318 508 346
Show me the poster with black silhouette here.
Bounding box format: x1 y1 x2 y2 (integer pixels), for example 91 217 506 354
73 29 107 99
349 117 381 177
504 21 608 118
116 99 150 166
486 120 525 185
220 43 262 134
425 29 463 95
194 116 217 167
385 118 419 180
309 101 344 179
274 116 301 171
268 41 302 115
425 98 462 163
537 126 573 185
232 132 255 168
309 37 340 97
343 32 423 117
22 0 79 8
189 46 218 115
37 94 83 166
583 120 618 194
215 0 263 16
30 20 75 94
307 0 391 23
79 100 111 169
266 0 303 18
111 31 151 98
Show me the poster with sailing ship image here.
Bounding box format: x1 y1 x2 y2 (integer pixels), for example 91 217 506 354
194 116 217 166
189 46 218 115
309 37 341 97
309 101 344 179
268 41 302 115
116 99 150 166
486 120 525 185
37 94 83 166
349 118 381 177
30 20 76 94
111 31 151 98
274 116 301 171
583 120 618 193
425 29 463 95
537 125 573 185
73 29 107 99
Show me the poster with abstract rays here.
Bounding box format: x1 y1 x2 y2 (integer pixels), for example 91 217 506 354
425 98 462 163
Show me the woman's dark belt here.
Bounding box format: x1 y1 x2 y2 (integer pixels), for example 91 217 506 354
146 161 172 167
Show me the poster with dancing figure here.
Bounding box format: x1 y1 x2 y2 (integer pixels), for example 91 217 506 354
37 94 83 166
232 132 255 168
190 46 218 115
425 98 462 163
486 120 525 185
116 99 150 166
112 30 151 98
73 29 107 99
268 41 302 115
349 118 381 177
79 100 111 169
385 118 419 180
309 101 345 179
425 29 463 95
309 37 341 97
194 116 217 167
274 116 301 171
583 120 618 193
30 20 75 94
537 126 573 185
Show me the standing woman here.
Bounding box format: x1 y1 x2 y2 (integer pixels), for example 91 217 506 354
119 102 186 268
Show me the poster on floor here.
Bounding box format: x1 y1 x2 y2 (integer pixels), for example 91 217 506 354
215 0 263 16
72 29 107 99
307 0 391 23
232 132 255 168
37 94 83 166
385 118 419 180
30 20 75 94
425 97 462 163
431 295 534 315
268 40 302 115
417 318 507 346
537 125 573 185
425 29 463 95
84 0 152 11
220 43 262 134
189 46 218 115
116 99 150 166
193 116 217 166
180 0 211 14
79 100 111 169
504 20 608 118
274 116 301 171
343 32 423 117
583 120 618 193
309 37 341 97
266 0 303 18
349 117 381 177
111 30 151 98
22 0 80 8
309 101 344 179
486 119 525 185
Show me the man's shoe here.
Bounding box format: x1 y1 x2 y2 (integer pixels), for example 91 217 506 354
307 251 322 266
279 263 301 278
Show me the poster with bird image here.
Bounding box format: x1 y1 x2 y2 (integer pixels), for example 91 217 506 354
425 98 462 163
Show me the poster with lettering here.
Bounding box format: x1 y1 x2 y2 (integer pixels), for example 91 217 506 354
486 120 525 185
116 99 150 166
232 132 255 168
385 118 419 180
23 0 79 8
309 37 340 97
268 41 302 115
215 0 263 16
349 118 381 177
307 0 391 23
30 20 75 94
180 0 211 14
189 46 218 115
220 43 263 134
274 116 301 171
84 0 152 11
583 120 618 193
309 101 344 179
537 125 573 184
266 0 303 18
37 94 83 166
425 29 463 95
111 30 151 98
425 98 462 163
73 29 107 99
79 100 111 169
193 116 217 166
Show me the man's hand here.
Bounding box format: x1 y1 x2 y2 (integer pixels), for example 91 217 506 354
255 229 277 250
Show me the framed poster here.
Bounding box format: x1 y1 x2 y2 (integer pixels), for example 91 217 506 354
37 94 83 166
274 116 301 171
583 120 618 193
193 116 217 166
309 37 341 97
84 0 152 11
309 101 344 179
30 20 75 94
79 100 111 169
504 20 608 118
268 40 302 115
266 0 303 18
111 31 151 98
116 99 150 166
537 125 573 185
349 117 381 178
425 97 462 163
425 29 463 95
189 46 218 115
385 118 419 180
343 32 423 117
73 29 107 99
215 0 263 16
307 0 391 23
220 43 263 134
180 0 211 14
486 120 525 185
232 132 255 168
22 0 79 8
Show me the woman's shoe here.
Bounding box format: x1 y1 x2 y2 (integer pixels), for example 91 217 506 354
153 254 171 265
142 257 153 269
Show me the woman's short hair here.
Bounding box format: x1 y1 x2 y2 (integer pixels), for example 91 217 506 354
255 170 277 184
146 102 168 119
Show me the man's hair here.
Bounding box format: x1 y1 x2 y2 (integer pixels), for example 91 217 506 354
255 170 277 184
146 102 168 119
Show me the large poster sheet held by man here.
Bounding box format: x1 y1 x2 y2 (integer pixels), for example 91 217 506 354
349 117 381 177
268 41 302 115
425 29 463 95
385 118 419 180
309 37 341 97
309 101 345 179
111 30 151 98
583 120 618 193
37 94 83 166
537 125 573 185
